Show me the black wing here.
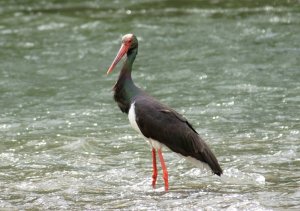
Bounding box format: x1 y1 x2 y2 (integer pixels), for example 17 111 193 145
134 97 223 176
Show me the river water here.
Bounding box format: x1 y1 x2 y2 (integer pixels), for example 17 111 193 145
0 0 299 210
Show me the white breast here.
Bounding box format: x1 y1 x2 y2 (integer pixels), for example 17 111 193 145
128 102 141 133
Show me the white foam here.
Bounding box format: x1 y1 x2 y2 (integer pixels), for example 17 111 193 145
221 167 265 185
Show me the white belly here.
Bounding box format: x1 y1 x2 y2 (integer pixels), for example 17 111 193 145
128 102 163 150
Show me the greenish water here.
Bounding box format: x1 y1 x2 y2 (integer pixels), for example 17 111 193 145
1 0 299 210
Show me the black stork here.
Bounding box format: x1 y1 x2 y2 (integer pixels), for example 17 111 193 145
106 34 222 191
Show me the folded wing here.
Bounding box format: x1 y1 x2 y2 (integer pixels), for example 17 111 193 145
134 97 223 176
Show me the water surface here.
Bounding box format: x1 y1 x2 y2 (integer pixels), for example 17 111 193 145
0 0 299 210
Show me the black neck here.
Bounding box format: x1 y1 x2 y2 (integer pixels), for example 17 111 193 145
113 48 140 113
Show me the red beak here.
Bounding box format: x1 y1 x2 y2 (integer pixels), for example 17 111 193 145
107 43 130 75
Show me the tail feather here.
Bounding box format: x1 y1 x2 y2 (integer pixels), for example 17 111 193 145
201 146 223 176
190 134 223 176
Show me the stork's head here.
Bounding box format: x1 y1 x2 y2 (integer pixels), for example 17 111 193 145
107 34 138 74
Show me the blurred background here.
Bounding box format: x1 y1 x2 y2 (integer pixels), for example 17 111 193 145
0 0 299 210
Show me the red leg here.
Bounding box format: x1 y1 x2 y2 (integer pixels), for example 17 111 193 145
158 149 169 191
152 148 158 188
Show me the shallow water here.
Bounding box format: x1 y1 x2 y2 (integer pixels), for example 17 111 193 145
1 0 299 210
